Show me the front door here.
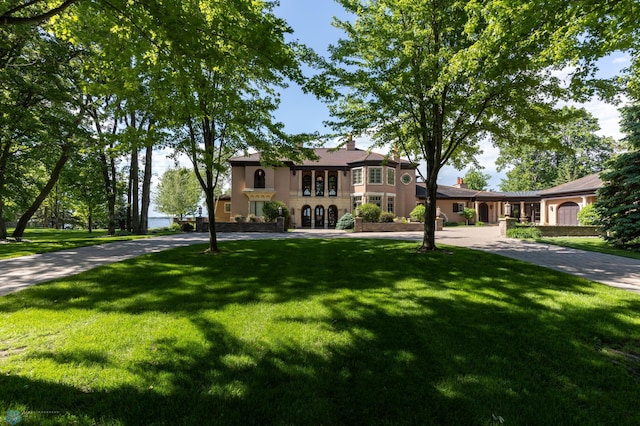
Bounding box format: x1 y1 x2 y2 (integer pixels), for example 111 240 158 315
328 205 338 228
315 205 324 228
301 205 311 228
479 203 489 223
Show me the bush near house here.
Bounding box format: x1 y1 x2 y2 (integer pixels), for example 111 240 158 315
379 212 395 223
359 203 381 223
507 225 542 239
409 205 425 222
577 204 598 225
336 213 354 230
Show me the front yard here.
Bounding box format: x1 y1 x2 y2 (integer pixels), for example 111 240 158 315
1 239 639 425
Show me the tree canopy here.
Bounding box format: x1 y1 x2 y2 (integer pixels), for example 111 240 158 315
496 107 616 192
320 0 629 251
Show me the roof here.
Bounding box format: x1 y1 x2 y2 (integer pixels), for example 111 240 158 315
538 173 602 197
229 148 414 169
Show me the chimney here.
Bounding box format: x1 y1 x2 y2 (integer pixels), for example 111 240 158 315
454 177 467 189
346 134 356 151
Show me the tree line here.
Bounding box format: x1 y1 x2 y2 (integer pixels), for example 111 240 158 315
1 0 639 252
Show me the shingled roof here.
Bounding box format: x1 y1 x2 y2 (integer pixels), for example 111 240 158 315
229 147 415 169
538 173 602 197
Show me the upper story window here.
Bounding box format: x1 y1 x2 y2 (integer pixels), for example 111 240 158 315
302 175 312 196
328 175 337 196
352 168 363 185
387 168 395 185
254 169 266 188
316 175 324 196
368 167 382 184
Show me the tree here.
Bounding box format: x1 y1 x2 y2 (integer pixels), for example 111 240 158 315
464 168 491 191
321 0 630 252
155 168 202 221
158 0 315 253
496 107 616 192
594 104 640 249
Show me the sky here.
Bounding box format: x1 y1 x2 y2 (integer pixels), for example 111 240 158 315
151 1 630 214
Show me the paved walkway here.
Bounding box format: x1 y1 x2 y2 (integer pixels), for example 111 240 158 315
2 227 640 296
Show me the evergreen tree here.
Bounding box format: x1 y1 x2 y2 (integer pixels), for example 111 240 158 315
595 104 640 248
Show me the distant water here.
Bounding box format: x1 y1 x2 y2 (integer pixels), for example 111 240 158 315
148 216 172 229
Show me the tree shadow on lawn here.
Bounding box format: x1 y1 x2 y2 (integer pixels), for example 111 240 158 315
2 239 640 424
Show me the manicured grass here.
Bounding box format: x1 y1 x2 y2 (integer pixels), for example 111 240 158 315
538 236 640 260
1 239 640 425
0 229 176 260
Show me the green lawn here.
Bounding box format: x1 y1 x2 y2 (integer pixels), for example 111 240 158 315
1 239 639 425
0 229 175 260
538 236 640 260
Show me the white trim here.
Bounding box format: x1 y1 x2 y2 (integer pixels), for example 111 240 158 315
352 167 363 185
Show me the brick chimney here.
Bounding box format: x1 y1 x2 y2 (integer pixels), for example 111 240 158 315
454 177 467 188
346 134 356 151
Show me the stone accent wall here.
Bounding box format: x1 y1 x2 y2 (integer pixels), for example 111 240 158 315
354 218 442 232
537 226 602 237
195 217 285 233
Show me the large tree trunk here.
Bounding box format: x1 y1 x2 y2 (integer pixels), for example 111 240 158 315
99 152 117 235
13 144 71 240
137 143 152 234
0 140 11 240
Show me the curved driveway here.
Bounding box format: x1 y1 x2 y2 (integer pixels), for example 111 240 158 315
2 227 640 296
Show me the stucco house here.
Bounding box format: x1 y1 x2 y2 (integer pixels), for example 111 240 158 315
228 139 418 228
226 138 604 228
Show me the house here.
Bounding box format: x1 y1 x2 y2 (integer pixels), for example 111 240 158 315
228 137 604 228
538 173 601 225
228 139 418 228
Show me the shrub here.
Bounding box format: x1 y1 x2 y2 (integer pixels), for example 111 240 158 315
475 221 485 227
359 203 381 223
460 207 476 225
263 201 289 222
180 222 194 232
444 221 460 227
233 215 244 223
409 205 425 222
336 213 354 230
169 222 181 232
577 204 599 225
506 226 542 239
379 212 395 223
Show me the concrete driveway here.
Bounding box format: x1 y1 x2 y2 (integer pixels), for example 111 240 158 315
2 227 640 296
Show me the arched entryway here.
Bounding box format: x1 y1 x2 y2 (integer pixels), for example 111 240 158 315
301 205 311 228
479 203 489 223
558 202 579 225
327 205 338 228
315 205 325 228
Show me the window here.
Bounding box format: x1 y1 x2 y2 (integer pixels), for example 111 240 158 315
368 167 382 184
302 175 312 196
352 195 362 212
369 195 382 208
254 169 265 188
387 168 395 185
453 202 465 213
352 168 363 185
328 174 338 196
250 201 265 217
387 196 395 213
401 173 412 185
315 175 324 196
224 203 231 213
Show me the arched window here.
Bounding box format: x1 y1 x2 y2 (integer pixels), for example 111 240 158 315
254 169 265 188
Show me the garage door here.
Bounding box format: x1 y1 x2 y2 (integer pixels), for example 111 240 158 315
558 202 579 225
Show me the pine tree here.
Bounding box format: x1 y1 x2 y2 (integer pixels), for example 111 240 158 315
595 105 640 248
